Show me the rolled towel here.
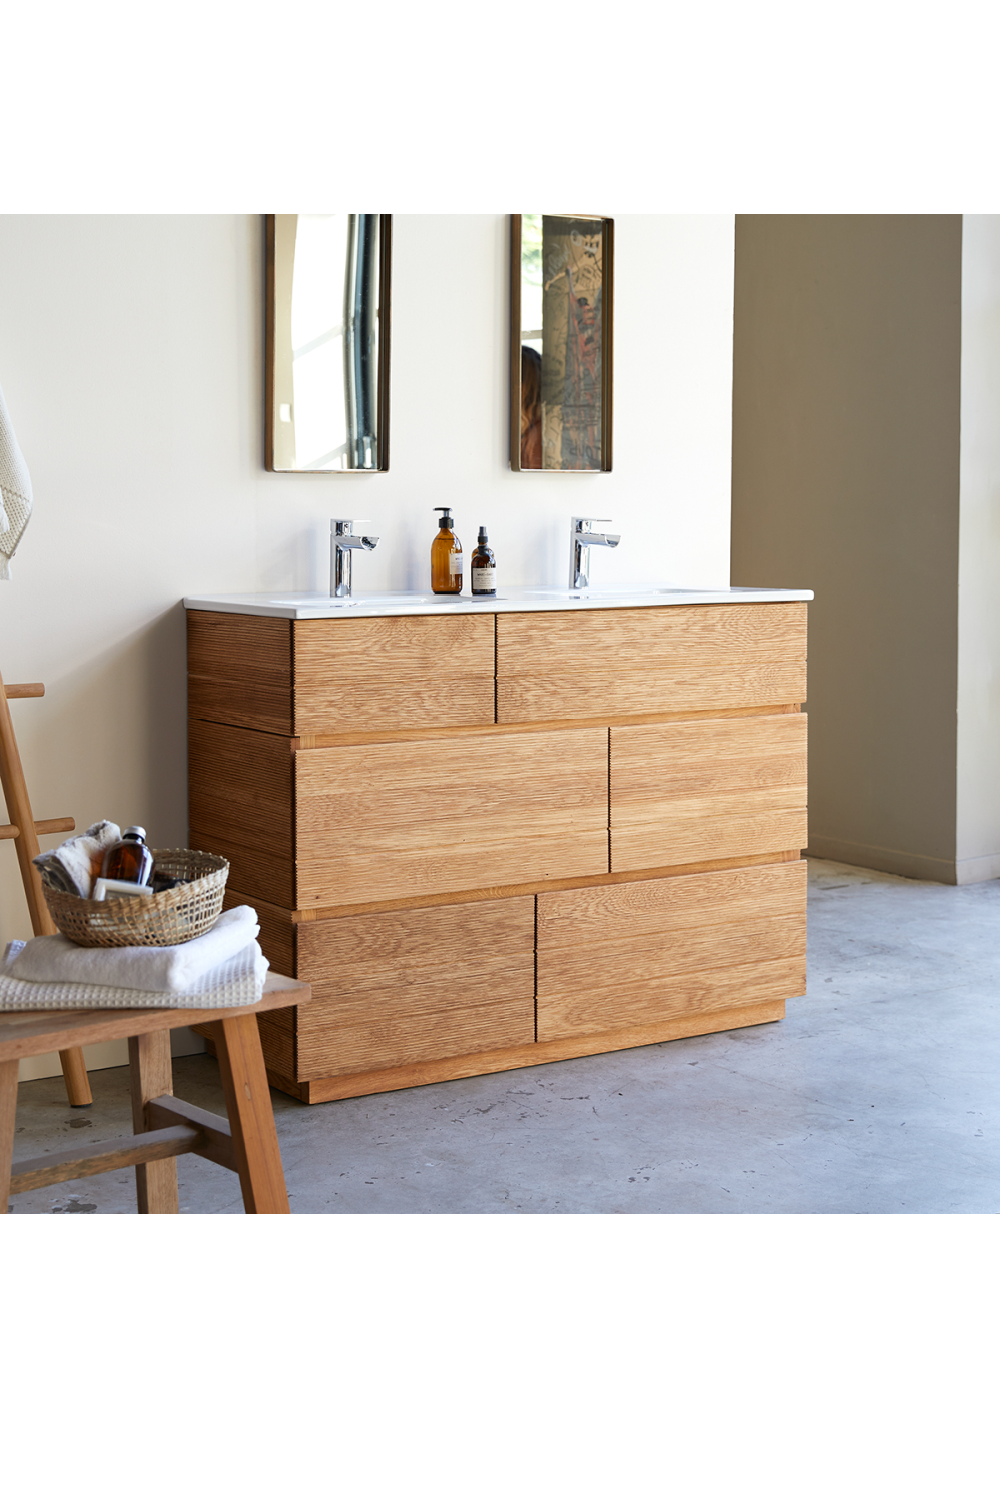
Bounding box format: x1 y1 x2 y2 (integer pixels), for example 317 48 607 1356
8 904 260 992
32 820 121 898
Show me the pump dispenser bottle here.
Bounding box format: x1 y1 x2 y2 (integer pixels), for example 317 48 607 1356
470 526 496 596
431 507 463 594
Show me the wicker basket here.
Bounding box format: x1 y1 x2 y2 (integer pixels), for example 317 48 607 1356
42 849 229 949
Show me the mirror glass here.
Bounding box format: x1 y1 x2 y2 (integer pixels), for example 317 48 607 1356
266 214 391 471
511 213 612 472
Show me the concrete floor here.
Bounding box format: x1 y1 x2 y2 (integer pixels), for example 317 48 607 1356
7 858 999 1213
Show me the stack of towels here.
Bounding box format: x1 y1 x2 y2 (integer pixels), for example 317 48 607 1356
0 906 268 1010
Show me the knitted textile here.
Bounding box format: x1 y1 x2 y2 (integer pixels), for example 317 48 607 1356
0 378 33 579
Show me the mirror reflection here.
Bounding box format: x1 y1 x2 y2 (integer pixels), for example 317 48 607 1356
511 213 613 472
266 214 391 472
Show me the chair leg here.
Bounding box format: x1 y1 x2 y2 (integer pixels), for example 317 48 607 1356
208 1013 290 1214
128 1031 178 1214
59 1047 93 1108
0 1059 18 1215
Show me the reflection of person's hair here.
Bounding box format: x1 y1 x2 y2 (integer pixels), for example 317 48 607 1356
520 346 542 469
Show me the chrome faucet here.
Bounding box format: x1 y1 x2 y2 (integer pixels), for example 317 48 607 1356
569 516 620 590
331 518 379 598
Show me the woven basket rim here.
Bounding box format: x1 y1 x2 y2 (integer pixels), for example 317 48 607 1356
43 848 228 917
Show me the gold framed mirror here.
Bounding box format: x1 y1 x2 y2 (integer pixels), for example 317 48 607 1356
509 213 613 472
265 214 392 472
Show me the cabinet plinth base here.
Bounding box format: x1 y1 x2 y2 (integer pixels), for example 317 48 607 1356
199 997 787 1104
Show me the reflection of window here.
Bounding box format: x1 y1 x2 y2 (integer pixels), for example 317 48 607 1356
291 215 350 470
520 212 544 346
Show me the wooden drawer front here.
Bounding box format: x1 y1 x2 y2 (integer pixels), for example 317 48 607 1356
497 602 806 723
537 862 807 1041
293 615 496 735
188 611 293 735
222 888 295 977
295 727 609 907
296 897 535 1079
610 713 807 872
189 721 294 908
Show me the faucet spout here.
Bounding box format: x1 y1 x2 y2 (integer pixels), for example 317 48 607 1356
569 516 621 590
331 519 379 598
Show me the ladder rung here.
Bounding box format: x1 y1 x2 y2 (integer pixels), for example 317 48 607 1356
3 683 44 699
0 816 75 841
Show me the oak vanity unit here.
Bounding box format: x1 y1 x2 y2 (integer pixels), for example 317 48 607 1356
183 588 811 1103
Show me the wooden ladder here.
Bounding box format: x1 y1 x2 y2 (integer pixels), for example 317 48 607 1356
0 667 92 1107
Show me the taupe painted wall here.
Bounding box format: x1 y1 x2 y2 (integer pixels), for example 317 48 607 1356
731 215 964 881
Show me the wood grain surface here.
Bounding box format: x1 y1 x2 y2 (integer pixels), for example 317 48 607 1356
294 894 536 1078
295 727 608 906
188 720 293 856
190 828 294 910
128 1029 178 1214
297 997 786 1102
9 1125 202 1196
293 614 495 733
538 860 806 949
611 713 808 871
497 603 806 723
497 602 807 674
296 895 533 977
498 664 806 723
188 611 293 735
209 1011 290 1213
297 984 536 1079
538 954 805 1041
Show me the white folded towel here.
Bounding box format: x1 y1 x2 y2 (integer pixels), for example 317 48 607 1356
0 377 34 580
0 937 268 1011
8 905 260 991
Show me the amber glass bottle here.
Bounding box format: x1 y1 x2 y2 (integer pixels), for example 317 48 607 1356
470 526 496 596
431 507 463 594
100 826 155 886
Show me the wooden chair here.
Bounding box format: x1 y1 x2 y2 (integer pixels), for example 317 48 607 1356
0 972 310 1214
0 665 91 1107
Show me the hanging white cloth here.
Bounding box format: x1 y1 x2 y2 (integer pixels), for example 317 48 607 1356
0 377 33 579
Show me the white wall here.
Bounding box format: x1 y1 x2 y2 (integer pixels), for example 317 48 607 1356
957 215 1000 881
0 213 735 1079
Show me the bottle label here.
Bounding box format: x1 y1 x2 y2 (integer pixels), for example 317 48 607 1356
449 552 463 575
472 566 496 592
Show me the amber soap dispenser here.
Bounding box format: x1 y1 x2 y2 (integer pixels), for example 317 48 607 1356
431 507 463 594
470 526 497 596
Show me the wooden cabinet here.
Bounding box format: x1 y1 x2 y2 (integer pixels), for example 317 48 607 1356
187 601 808 1103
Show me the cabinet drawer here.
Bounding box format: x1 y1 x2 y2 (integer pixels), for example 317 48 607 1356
295 896 535 1078
188 721 294 908
610 712 807 871
293 614 495 734
188 611 293 736
497 603 806 723
294 727 609 907
537 862 807 1041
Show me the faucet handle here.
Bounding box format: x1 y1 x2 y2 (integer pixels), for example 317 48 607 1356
572 516 612 528
331 518 373 532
